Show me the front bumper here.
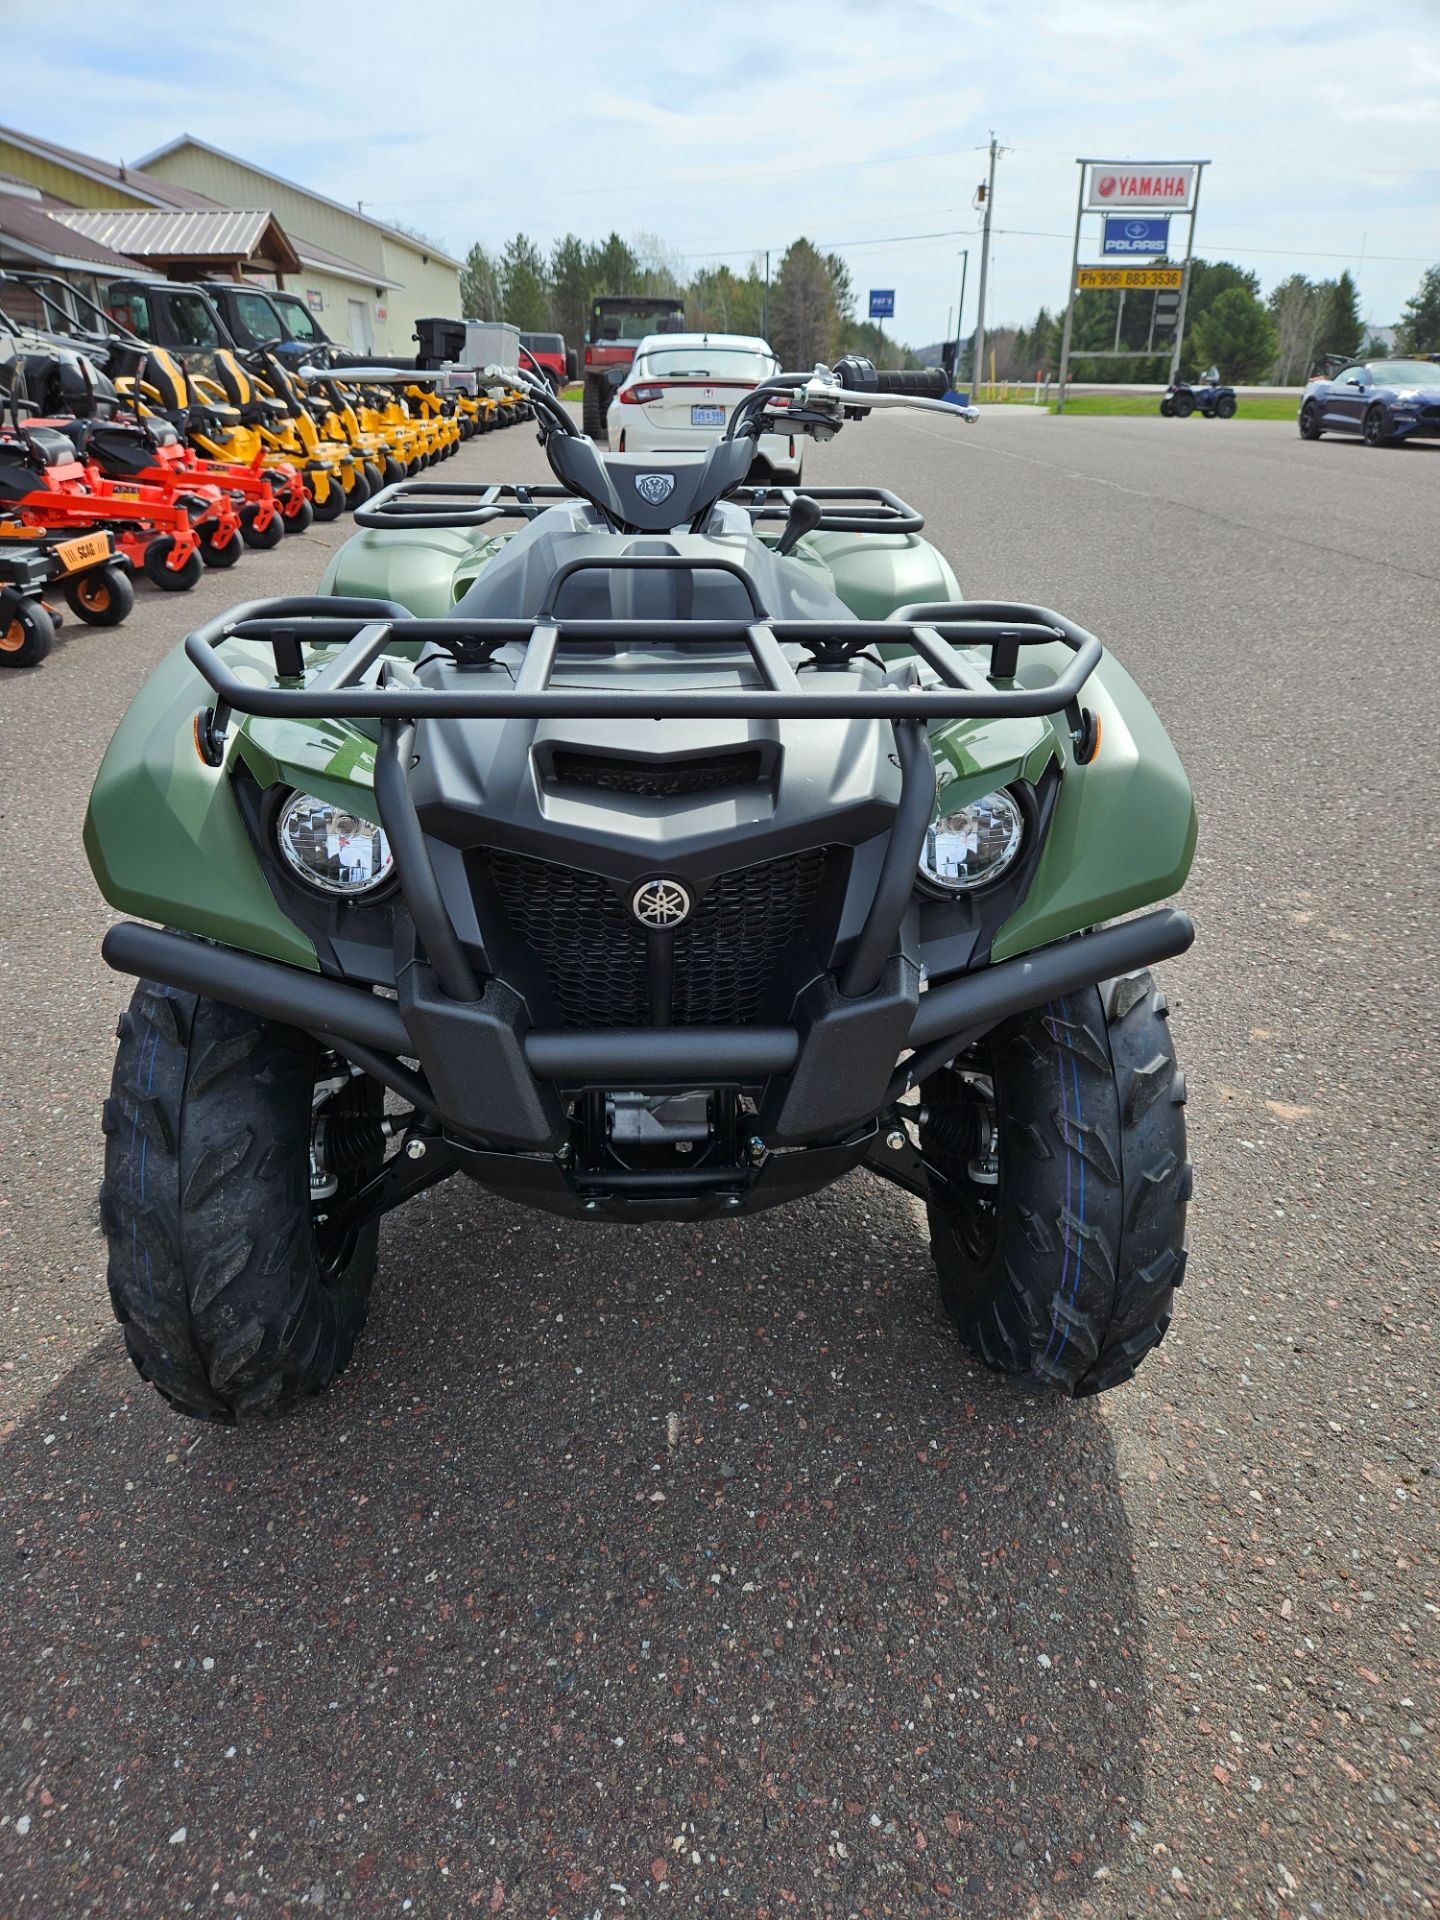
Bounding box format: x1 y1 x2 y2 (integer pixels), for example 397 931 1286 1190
102 906 1194 1212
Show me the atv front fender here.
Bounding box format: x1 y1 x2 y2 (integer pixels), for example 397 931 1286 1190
84 641 321 971
991 647 1197 961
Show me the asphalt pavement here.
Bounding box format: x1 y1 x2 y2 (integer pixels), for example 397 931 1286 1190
0 406 1435 1918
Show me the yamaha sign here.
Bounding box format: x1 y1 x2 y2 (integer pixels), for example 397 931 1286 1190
1086 164 1196 211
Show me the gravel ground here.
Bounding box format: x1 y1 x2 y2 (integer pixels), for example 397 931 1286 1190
0 409 1435 1918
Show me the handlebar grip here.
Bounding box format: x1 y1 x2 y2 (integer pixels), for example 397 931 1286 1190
871 367 950 399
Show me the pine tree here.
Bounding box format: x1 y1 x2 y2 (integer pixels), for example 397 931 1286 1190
768 240 839 368
459 244 502 322
1317 271 1364 359
585 233 640 298
1189 286 1277 382
498 234 550 331
1395 264 1440 353
549 234 591 354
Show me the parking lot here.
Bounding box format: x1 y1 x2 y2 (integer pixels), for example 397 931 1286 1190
1 408 1436 1917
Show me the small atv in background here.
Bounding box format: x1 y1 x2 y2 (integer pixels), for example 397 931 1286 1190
87 357 1196 1424
1160 372 1237 419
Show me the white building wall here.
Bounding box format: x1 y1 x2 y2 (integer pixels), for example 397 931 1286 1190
146 146 461 356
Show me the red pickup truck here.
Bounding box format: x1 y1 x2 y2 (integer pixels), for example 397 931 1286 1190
582 295 686 438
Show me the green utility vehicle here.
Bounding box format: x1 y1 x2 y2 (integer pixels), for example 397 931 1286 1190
86 358 1195 1422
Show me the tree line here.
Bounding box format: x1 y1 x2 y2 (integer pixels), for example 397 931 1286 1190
458 225 1440 386
459 232 922 370
983 259 1440 386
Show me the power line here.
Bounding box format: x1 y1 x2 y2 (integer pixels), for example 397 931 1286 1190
361 142 992 212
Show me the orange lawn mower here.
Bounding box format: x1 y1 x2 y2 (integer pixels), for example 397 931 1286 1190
0 523 133 667
2 346 245 580
61 410 294 553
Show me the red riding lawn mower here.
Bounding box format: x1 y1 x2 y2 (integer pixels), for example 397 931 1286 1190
1 344 241 589
0 412 219 590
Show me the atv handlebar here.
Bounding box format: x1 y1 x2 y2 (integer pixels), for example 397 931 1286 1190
725 364 976 444
834 360 950 400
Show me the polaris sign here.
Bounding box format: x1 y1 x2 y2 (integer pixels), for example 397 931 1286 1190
1086 165 1196 211
1102 215 1170 257
869 289 895 319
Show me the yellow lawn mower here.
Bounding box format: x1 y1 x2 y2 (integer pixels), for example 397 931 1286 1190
138 348 354 521
240 351 374 513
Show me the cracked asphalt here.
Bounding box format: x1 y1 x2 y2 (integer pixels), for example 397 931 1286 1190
0 406 1435 1917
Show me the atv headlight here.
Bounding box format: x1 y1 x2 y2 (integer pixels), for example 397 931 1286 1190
276 792 393 897
919 789 1024 892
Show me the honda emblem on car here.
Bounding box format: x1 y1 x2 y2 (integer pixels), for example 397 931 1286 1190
630 877 692 928
635 472 676 505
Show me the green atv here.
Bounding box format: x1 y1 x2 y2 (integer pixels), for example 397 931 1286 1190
85 358 1195 1423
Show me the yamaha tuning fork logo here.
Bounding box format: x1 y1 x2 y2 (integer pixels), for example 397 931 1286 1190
635 472 676 505
630 877 692 929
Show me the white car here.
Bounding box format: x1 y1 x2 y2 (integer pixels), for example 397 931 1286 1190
604 332 803 480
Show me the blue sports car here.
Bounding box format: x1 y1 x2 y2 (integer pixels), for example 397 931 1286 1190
1299 358 1440 447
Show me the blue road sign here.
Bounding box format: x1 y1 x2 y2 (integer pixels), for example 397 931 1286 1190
868 289 895 319
1102 216 1170 257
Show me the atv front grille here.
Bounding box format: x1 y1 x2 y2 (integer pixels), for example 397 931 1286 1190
485 846 832 1028
547 747 765 798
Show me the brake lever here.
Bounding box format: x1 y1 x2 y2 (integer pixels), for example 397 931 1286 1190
800 381 980 422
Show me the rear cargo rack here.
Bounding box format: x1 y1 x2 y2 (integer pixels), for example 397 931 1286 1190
352 478 926 535
352 481 576 530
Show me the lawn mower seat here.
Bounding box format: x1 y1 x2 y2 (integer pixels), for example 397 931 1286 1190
142 349 190 413
213 350 286 424
22 425 81 466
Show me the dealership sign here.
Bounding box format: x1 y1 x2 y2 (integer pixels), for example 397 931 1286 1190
1102 215 1170 256
1076 266 1184 291
1086 164 1196 210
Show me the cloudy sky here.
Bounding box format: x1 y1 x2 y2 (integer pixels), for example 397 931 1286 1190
12 0 1440 343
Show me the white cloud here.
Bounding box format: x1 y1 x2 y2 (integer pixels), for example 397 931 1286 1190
11 0 1440 339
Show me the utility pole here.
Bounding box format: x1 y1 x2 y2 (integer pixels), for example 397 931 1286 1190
954 248 969 386
1166 163 1206 386
971 133 999 396
763 250 770 343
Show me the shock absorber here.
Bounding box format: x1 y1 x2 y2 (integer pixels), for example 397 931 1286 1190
318 1115 394 1173
920 1102 977 1163
311 1115 393 1199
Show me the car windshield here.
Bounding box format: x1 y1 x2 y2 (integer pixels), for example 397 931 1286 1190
272 295 320 342
1366 360 1440 385
233 292 284 344
638 347 777 382
166 291 222 348
598 311 675 342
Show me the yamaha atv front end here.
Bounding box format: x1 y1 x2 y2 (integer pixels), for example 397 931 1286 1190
85 364 1196 1421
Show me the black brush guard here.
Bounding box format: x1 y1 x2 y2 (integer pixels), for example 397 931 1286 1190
102 582 1193 1214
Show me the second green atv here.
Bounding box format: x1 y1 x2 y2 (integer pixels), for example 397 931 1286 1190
86 358 1195 1423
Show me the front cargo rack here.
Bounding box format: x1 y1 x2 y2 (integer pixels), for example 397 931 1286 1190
183 583 1103 729
185 584 1106 1010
